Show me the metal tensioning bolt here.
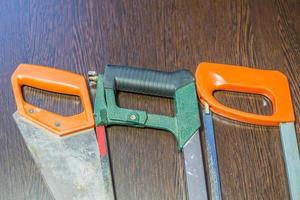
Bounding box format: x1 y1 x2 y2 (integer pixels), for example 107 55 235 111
88 71 98 86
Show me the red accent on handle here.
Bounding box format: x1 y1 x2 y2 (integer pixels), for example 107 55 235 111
96 126 107 157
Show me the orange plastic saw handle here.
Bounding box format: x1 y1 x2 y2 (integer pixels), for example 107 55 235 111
195 62 295 126
11 64 94 135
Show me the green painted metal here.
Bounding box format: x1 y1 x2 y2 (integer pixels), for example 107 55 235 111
94 75 200 150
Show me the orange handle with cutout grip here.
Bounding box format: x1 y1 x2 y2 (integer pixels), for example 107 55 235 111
11 64 94 136
195 62 295 126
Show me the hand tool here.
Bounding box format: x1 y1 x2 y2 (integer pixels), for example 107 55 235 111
93 64 208 200
195 62 300 200
11 64 114 200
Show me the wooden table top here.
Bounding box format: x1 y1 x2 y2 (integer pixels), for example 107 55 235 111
0 0 299 199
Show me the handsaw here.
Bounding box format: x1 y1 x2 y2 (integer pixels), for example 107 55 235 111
11 64 114 200
195 62 300 200
93 64 208 200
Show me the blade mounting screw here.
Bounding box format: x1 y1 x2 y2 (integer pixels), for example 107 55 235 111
130 114 136 120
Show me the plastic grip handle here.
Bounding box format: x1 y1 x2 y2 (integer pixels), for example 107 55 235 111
195 62 295 126
11 64 94 135
104 64 194 97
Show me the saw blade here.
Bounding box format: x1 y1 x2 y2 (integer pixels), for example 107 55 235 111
183 130 208 200
202 107 222 200
13 112 114 200
279 122 300 200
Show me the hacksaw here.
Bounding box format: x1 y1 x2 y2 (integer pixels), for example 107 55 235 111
195 62 300 200
94 64 209 200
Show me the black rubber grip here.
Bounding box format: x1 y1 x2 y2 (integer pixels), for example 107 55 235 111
104 65 194 97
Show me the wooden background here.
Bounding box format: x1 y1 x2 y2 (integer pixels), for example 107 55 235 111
0 0 299 199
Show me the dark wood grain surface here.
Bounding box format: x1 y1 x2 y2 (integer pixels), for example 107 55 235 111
0 0 299 199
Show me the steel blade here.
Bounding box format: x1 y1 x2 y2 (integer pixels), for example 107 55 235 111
13 112 114 200
279 122 300 200
202 108 222 200
96 126 115 199
183 130 208 200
